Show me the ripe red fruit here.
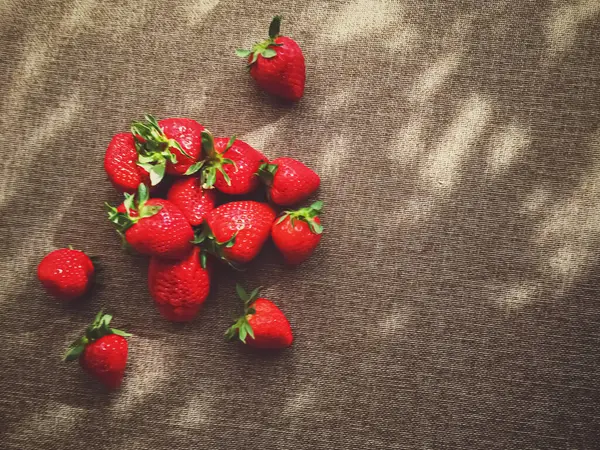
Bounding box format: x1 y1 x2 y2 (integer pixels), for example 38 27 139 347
186 130 268 195
272 201 323 264
199 201 276 264
37 248 94 300
258 157 320 206
65 311 131 389
106 184 194 259
148 247 211 322
225 285 293 349
167 177 216 226
131 114 203 184
237 16 305 101
104 133 151 193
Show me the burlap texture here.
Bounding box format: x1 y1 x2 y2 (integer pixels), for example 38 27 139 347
1 1 600 448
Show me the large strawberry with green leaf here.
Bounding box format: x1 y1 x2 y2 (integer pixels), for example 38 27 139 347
197 201 276 264
225 284 293 349
258 157 320 206
131 114 203 184
65 311 131 389
272 201 323 264
186 130 267 195
236 16 305 102
104 132 151 193
106 184 194 259
148 247 211 322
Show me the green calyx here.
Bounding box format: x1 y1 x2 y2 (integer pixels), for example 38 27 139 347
191 225 242 270
257 162 278 186
277 200 324 234
235 15 284 66
105 183 162 235
185 130 236 189
132 114 191 186
224 284 262 343
64 310 131 362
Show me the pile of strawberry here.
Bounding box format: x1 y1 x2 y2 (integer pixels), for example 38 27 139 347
36 17 319 389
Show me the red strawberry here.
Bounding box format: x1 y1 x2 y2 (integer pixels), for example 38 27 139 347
37 248 95 300
237 16 305 101
65 311 131 389
167 177 217 226
225 285 293 349
104 133 151 193
131 114 203 184
106 184 194 259
185 130 268 195
258 157 320 206
198 201 276 264
272 201 323 264
148 247 211 322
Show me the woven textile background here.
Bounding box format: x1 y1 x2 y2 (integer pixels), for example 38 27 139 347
1 0 600 448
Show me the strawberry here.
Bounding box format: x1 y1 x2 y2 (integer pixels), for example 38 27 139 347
148 247 211 322
131 114 203 185
104 132 151 193
258 157 320 206
225 285 293 349
37 248 95 300
106 184 194 259
197 201 276 264
185 130 268 195
272 201 323 264
167 176 217 226
236 16 305 102
65 311 131 389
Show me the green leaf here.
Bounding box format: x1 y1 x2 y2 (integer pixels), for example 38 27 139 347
249 51 260 65
64 345 85 362
201 130 216 158
239 326 247 344
225 135 236 152
248 286 262 304
167 151 178 164
276 214 288 225
200 251 207 269
269 15 282 38
149 163 166 186
138 154 155 164
236 284 248 302
110 328 132 337
123 193 135 215
261 48 277 58
236 48 251 58
185 161 204 175
137 183 149 204
309 220 324 235
246 323 255 339
246 307 256 316
139 205 162 218
310 200 324 212
101 314 112 327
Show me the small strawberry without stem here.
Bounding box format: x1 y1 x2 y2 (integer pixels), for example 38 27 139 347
272 201 323 264
37 248 95 300
196 201 276 264
167 177 216 226
104 133 150 194
106 183 194 259
225 285 293 349
148 247 211 322
236 16 306 102
65 311 131 389
131 115 203 185
258 157 320 206
186 130 267 195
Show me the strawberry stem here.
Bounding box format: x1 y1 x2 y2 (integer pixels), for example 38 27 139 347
224 284 262 343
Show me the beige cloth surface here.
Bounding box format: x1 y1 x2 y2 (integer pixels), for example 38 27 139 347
1 1 600 449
